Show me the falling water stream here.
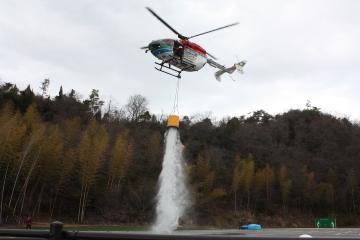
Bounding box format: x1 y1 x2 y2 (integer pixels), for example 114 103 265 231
152 128 189 233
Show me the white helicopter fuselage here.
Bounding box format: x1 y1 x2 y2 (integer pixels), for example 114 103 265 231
148 39 207 72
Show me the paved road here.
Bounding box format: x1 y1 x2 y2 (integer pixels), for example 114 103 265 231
177 228 360 238
3 227 360 239
120 228 360 238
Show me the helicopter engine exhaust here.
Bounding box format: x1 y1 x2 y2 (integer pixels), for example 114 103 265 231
215 61 247 81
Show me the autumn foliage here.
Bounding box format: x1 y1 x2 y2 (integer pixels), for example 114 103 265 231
0 82 360 226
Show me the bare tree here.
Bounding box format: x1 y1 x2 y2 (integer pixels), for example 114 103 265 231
40 79 50 98
125 94 148 122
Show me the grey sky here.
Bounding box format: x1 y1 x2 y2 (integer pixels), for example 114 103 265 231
1 0 359 120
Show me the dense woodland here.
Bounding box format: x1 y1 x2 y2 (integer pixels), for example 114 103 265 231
0 81 360 227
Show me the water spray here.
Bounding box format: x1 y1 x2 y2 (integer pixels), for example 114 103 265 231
152 77 190 232
152 116 189 233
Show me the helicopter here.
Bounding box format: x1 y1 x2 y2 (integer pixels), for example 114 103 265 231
142 7 246 81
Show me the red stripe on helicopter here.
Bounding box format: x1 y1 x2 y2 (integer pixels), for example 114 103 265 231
181 40 206 55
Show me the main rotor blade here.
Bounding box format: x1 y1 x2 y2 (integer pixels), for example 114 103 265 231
188 22 239 39
146 7 186 39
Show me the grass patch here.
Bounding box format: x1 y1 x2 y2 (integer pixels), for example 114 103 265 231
63 225 147 231
2 225 147 232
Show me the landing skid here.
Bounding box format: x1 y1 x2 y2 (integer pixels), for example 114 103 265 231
155 61 182 78
154 59 194 78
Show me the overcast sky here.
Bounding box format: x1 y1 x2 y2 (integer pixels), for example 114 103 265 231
1 0 359 121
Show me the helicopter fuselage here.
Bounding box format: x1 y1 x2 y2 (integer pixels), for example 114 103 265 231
148 39 207 72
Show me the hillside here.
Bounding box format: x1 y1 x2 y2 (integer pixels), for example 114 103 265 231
0 81 359 227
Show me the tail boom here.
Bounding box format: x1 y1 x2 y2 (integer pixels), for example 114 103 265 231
214 61 246 81
207 59 246 81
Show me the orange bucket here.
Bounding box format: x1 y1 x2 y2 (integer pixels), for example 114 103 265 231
167 115 180 128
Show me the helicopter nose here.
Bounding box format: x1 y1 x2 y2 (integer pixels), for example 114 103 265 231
148 40 173 59
148 41 161 51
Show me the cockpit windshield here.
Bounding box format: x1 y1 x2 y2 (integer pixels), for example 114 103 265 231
149 43 161 51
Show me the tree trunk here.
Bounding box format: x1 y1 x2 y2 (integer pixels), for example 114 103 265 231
13 152 39 218
18 158 38 220
266 180 270 202
50 191 59 218
28 177 41 213
80 184 89 223
80 184 87 223
234 191 237 212
33 183 45 217
77 184 84 223
0 162 10 224
8 141 32 208
247 190 250 209
351 189 356 213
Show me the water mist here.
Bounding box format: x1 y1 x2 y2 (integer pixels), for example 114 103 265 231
152 127 190 233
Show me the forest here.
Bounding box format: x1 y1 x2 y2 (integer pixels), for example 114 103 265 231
0 80 360 227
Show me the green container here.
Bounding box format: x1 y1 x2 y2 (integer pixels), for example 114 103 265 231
315 218 336 228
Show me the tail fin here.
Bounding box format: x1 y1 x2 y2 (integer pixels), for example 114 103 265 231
215 61 246 81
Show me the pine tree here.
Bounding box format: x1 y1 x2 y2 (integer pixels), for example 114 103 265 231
56 86 64 100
